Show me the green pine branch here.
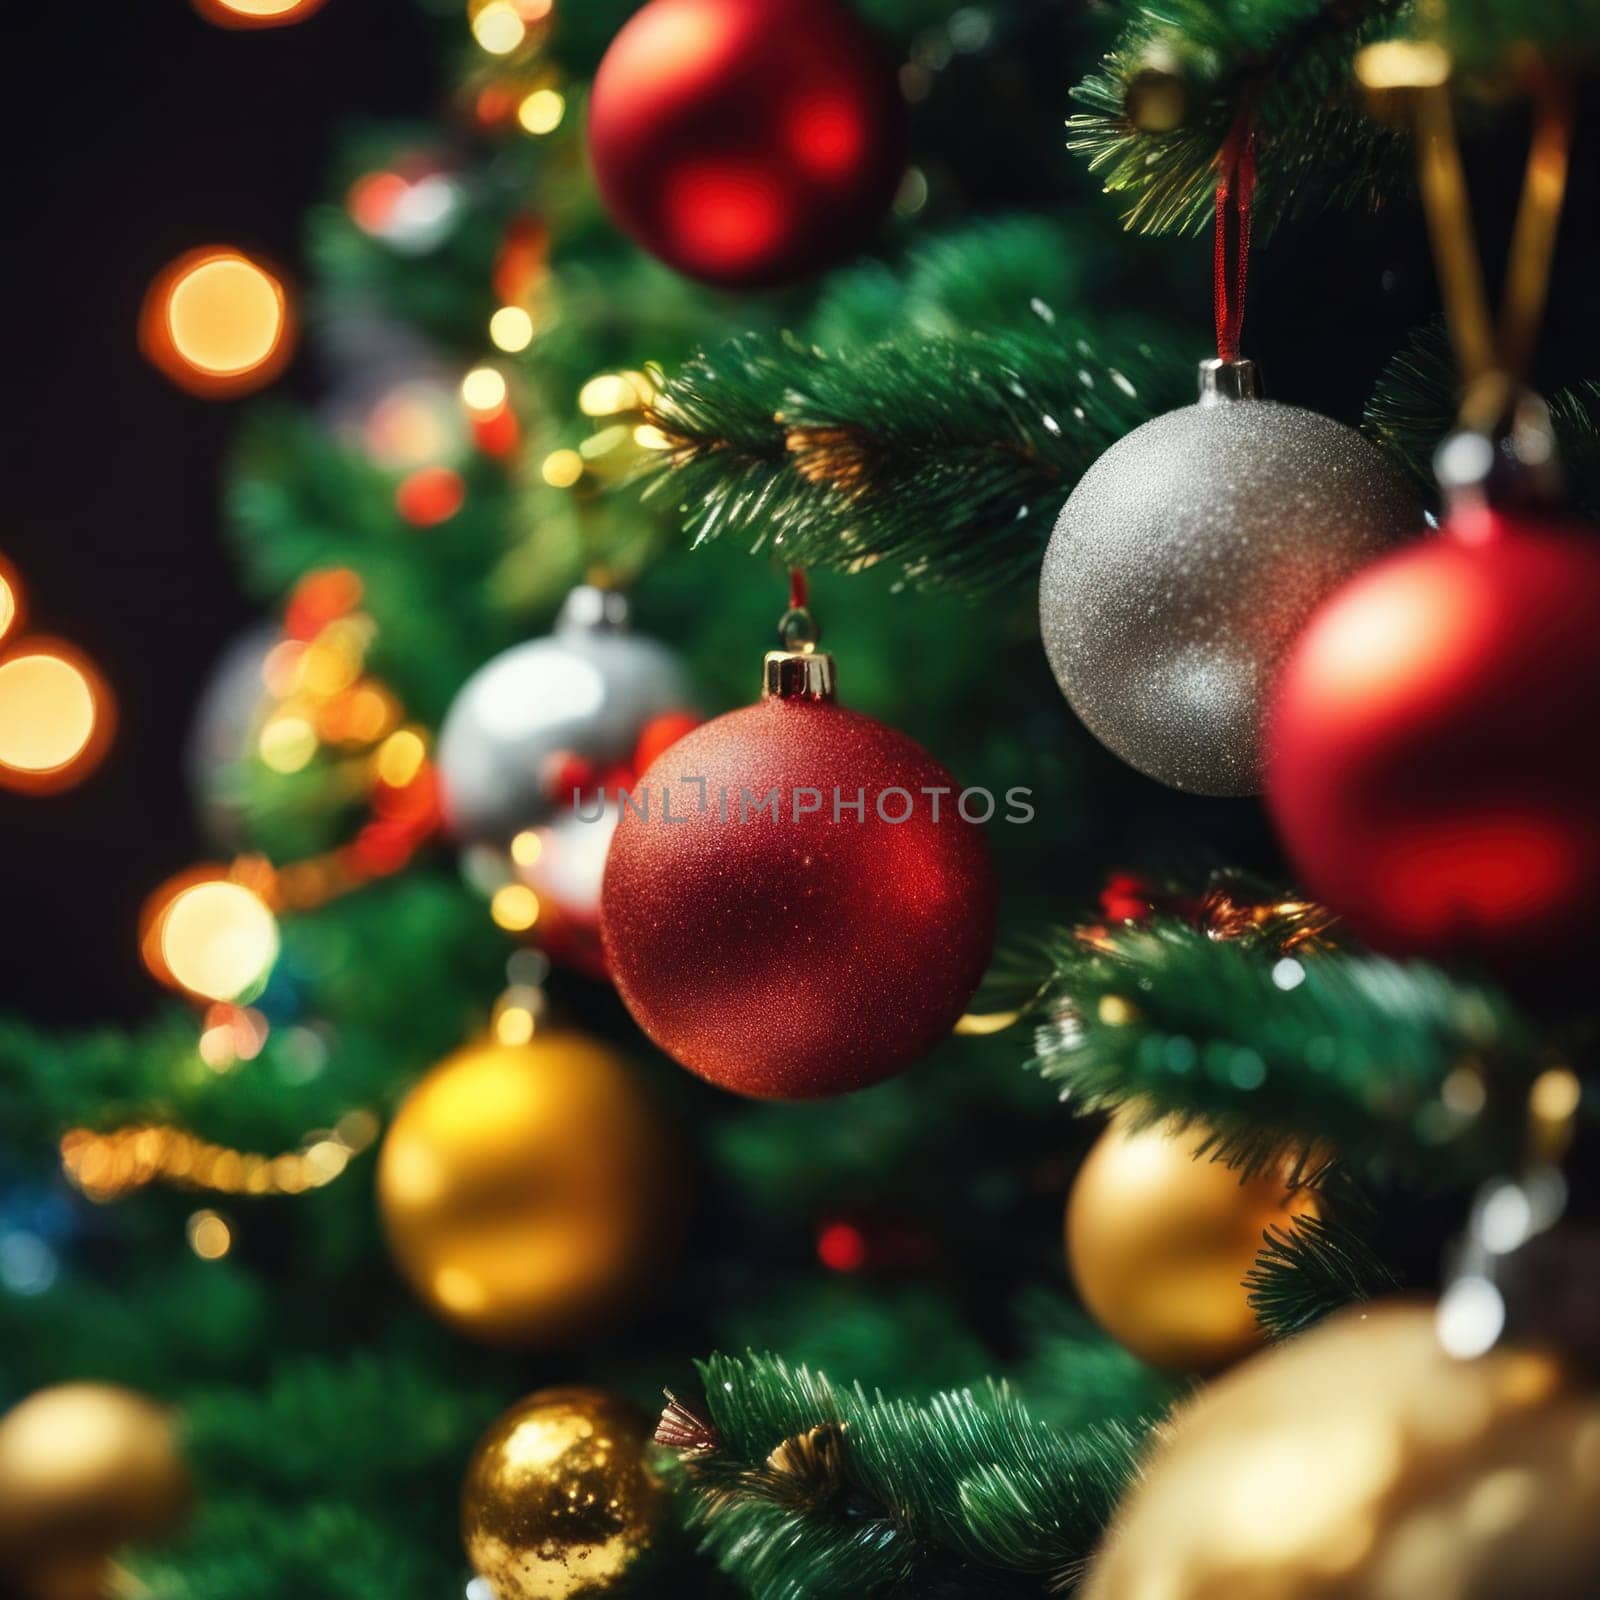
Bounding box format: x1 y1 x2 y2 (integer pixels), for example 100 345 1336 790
1069 0 1412 237
671 1354 1144 1599
1243 1169 1401 1339
1029 918 1544 1186
644 326 1185 597
226 410 521 725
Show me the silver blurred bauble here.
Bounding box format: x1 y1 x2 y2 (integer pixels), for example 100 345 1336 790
1040 358 1419 795
437 586 693 845
185 622 280 848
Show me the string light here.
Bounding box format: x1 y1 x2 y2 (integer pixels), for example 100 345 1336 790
517 89 566 135
0 643 113 793
460 366 509 417
0 557 19 644
578 371 654 417
259 712 318 773
375 728 428 789
61 1113 379 1204
198 1004 270 1072
490 884 541 931
395 465 467 527
488 305 535 352
142 248 294 397
158 880 280 1002
186 1210 233 1261
471 1 526 54
193 0 326 26
541 448 584 488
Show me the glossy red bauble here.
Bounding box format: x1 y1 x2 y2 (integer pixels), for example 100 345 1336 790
600 695 997 1098
1265 512 1600 983
587 0 906 290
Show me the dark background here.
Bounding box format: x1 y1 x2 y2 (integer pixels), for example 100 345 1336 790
0 1 438 1021
3 2 1597 1027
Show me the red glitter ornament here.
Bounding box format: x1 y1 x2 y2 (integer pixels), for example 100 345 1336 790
600 649 996 1098
587 0 906 290
1265 509 1600 984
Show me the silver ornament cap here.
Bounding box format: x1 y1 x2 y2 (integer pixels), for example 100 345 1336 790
436 585 694 844
1039 357 1421 795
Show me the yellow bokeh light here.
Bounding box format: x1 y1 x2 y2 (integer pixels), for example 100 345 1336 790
461 366 509 416
542 449 584 488
517 89 566 135
259 714 318 774
296 619 366 696
1355 39 1452 90
495 1005 537 1047
165 253 288 379
160 881 280 1002
490 884 541 931
0 567 17 645
489 305 535 353
375 728 427 788
472 1 526 54
0 650 103 780
509 829 543 867
187 1210 233 1261
578 372 651 417
633 423 673 451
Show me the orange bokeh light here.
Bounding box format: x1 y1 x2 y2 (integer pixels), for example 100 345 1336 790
395 466 466 527
141 248 295 398
0 639 114 794
192 0 327 28
140 867 280 1001
0 554 20 646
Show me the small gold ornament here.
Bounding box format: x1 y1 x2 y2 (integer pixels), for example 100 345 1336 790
461 1387 667 1600
1066 1116 1318 1371
0 1384 190 1599
377 1031 677 1345
1085 1300 1600 1600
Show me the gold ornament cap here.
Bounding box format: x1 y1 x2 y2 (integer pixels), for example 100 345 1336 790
762 649 836 702
762 601 835 701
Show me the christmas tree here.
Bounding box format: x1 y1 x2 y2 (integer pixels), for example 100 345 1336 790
4 1 1600 1597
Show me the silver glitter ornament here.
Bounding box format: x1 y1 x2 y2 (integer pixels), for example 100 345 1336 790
437 586 694 845
1040 358 1420 795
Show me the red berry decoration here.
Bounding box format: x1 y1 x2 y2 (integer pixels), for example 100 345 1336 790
587 0 907 290
1266 508 1600 984
600 648 996 1098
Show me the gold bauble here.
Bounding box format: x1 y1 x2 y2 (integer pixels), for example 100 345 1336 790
1086 1300 1600 1600
1066 1116 1318 1371
0 1384 190 1596
461 1387 666 1600
377 1032 676 1345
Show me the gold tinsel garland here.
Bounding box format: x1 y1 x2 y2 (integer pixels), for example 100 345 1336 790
60 1110 378 1203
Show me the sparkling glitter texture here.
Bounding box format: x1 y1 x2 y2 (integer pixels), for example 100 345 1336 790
1039 392 1420 795
461 1387 665 1600
599 696 997 1099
